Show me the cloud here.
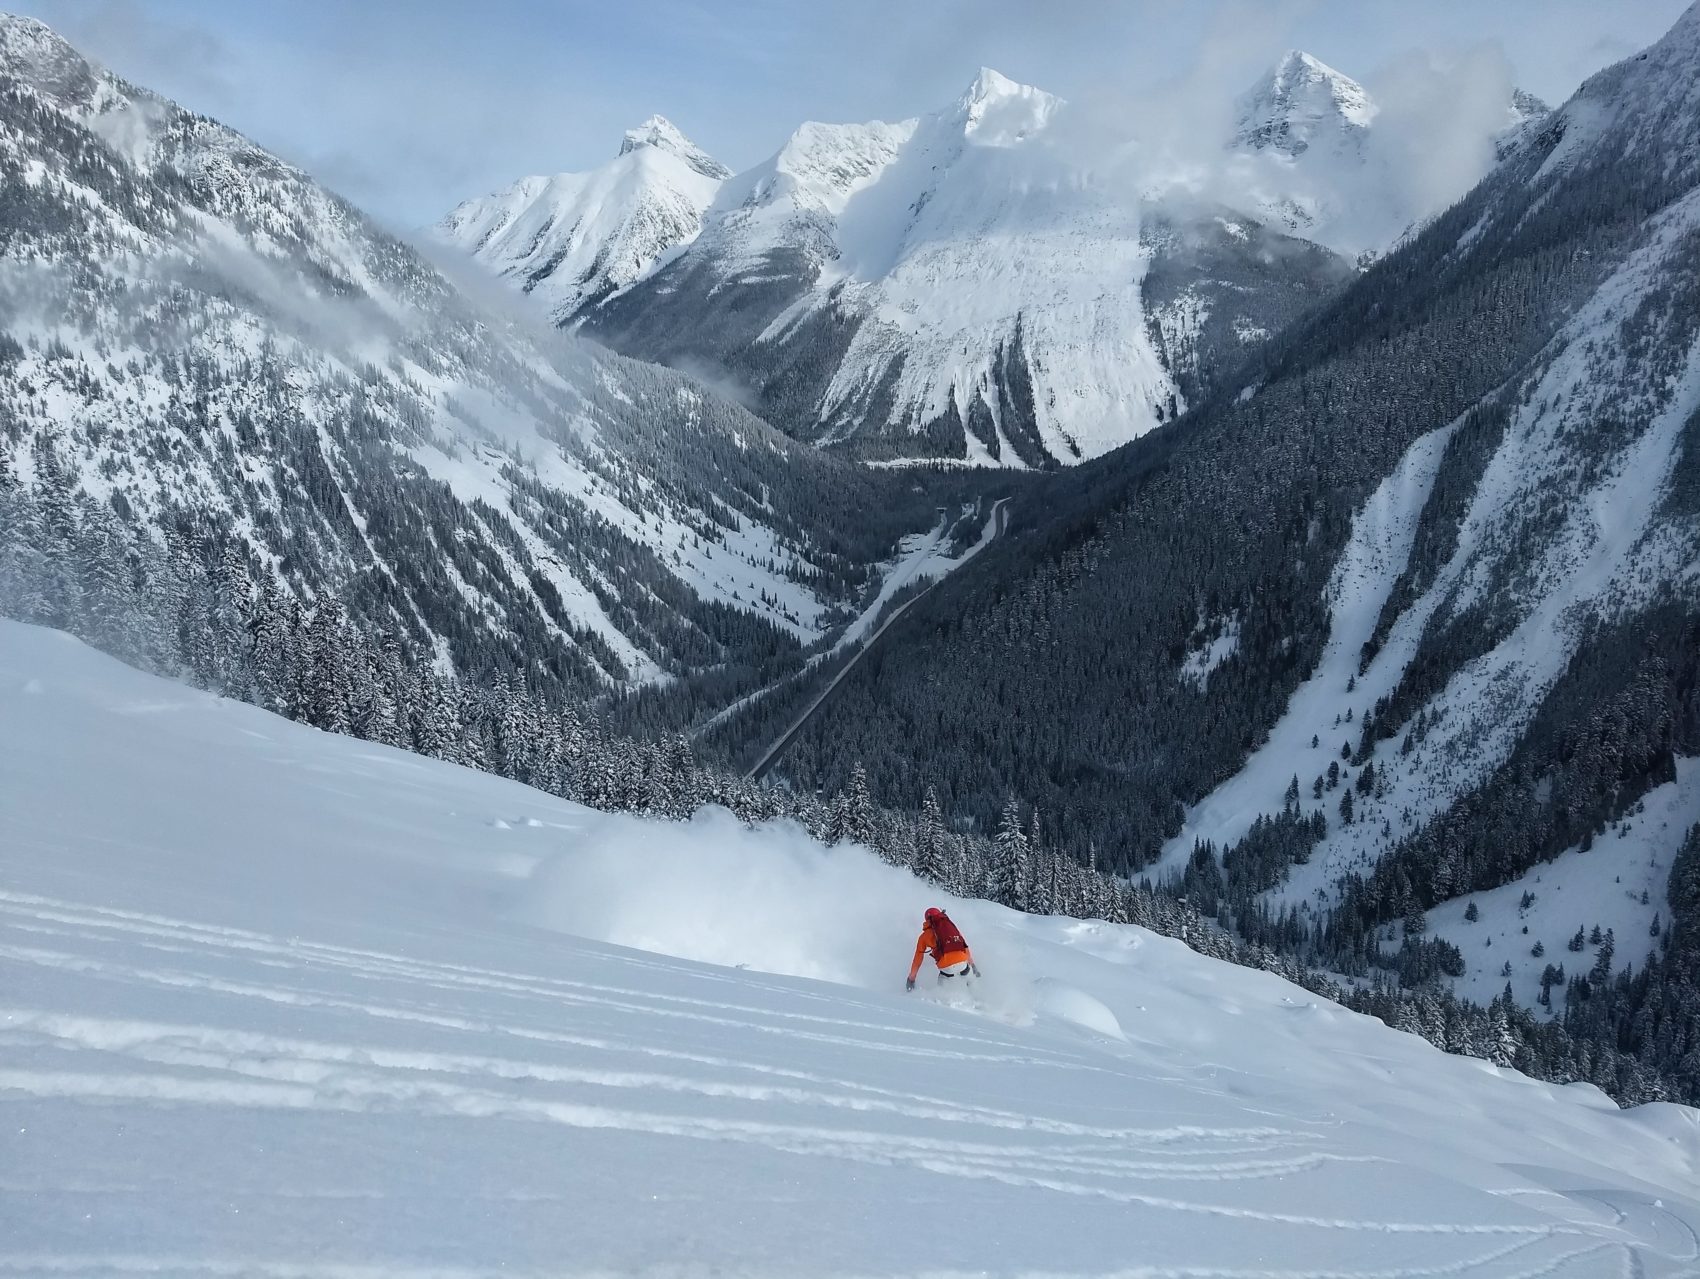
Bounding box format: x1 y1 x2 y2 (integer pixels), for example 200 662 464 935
11 0 1685 233
1368 43 1515 229
1563 34 1640 87
24 0 234 99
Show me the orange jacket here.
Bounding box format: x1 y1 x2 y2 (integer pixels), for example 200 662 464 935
908 923 973 981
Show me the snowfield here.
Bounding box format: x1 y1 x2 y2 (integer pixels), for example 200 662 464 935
3 620 1699 1277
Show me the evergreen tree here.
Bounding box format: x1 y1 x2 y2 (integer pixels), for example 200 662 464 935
830 763 876 846
916 786 952 886
991 795 1031 911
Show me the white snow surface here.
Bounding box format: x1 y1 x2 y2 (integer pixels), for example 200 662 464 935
5 620 1700 1275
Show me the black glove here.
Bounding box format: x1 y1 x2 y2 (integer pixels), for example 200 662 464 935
905 977 915 992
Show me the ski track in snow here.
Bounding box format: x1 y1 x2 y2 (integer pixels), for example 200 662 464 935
4 620 1699 1276
0 890 1656 1271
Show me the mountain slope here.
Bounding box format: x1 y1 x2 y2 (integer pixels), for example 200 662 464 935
5 618 1698 1275
0 14 944 703
434 115 728 325
777 1 1700 1039
581 69 1350 468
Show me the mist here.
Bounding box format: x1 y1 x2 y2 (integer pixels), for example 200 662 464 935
1031 9 1536 261
1369 44 1518 232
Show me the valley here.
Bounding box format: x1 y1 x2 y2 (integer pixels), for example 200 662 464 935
3 7 1700 1267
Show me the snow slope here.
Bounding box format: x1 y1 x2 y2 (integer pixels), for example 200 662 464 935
6 620 1700 1275
434 117 728 325
1155 421 1459 880
1428 758 1700 1014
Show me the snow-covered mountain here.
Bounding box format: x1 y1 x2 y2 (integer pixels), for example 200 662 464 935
0 13 944 703
1229 50 1550 261
780 0 1700 1074
1233 49 1379 156
444 57 1541 468
7 618 1698 1273
435 115 729 324
581 69 1348 467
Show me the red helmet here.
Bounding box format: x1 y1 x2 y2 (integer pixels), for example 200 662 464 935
924 907 944 921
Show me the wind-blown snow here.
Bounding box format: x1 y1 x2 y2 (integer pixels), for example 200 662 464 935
1227 50 1545 262
5 620 1699 1274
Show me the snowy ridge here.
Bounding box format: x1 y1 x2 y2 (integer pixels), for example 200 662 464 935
5 619 1700 1274
618 113 731 179
555 55 1542 465
438 48 1544 466
588 69 1324 467
435 117 728 324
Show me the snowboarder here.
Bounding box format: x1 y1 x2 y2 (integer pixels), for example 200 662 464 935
906 906 979 990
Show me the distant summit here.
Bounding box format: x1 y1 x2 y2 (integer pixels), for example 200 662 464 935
440 48 1552 461
433 117 727 322
618 114 731 180
1233 50 1376 156
953 67 1062 145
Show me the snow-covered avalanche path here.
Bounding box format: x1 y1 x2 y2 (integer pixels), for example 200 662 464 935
2 621 1698 1277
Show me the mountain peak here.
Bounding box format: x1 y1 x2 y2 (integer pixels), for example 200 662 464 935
1234 49 1375 155
619 114 731 180
1272 49 1331 78
1510 87 1551 118
0 11 98 100
962 66 1023 104
0 11 69 59
953 67 1060 145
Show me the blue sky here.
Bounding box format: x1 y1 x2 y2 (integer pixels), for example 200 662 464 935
12 0 1692 227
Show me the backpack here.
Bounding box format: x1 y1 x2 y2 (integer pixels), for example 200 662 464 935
930 912 967 954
